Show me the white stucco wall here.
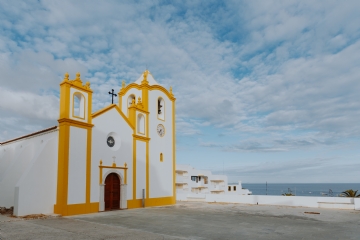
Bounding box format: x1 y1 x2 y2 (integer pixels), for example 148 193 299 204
14 137 58 216
91 108 134 202
136 140 146 199
0 130 58 210
0 142 35 207
67 126 87 204
0 145 15 180
177 193 358 210
148 90 173 198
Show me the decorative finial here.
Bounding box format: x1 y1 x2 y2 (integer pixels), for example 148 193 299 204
143 70 148 80
112 156 116 167
137 97 144 109
124 162 127 168
142 70 149 84
170 86 173 94
122 80 126 88
131 99 136 106
76 72 80 80
85 81 91 89
64 72 69 81
100 160 103 166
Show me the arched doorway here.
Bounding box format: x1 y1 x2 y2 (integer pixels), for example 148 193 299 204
105 173 120 210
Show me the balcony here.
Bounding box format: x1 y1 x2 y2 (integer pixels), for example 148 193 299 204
176 176 187 184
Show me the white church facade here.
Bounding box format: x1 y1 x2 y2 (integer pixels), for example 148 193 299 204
0 70 176 216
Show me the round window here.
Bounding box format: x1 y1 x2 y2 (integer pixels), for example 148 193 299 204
107 136 115 147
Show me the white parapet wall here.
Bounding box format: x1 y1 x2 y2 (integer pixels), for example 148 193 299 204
354 198 360 210
177 193 358 210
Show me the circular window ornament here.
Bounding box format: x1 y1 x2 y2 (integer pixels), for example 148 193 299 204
107 136 115 147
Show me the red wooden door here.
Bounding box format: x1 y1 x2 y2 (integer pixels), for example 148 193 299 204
105 173 120 210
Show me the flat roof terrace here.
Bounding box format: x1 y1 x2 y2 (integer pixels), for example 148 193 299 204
1 201 359 239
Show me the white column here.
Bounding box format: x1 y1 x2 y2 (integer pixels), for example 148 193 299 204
120 184 127 209
99 184 105 211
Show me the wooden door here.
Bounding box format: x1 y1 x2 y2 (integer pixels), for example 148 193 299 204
105 173 120 210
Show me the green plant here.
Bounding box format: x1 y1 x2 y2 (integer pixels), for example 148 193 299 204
282 193 295 196
340 189 360 198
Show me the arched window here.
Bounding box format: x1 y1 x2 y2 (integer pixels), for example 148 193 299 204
233 186 237 191
158 97 165 120
228 186 231 191
73 92 85 118
160 153 163 162
137 114 145 134
127 94 135 107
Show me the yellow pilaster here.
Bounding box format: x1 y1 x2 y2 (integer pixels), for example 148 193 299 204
128 99 136 128
54 72 96 216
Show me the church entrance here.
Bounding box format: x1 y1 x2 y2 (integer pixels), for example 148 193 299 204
104 173 120 210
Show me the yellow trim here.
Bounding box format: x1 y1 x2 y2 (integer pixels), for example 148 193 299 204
88 91 92 124
134 107 149 114
126 94 136 116
54 122 70 215
92 104 134 129
160 153 163 162
128 104 137 129
59 83 70 119
127 199 142 208
99 161 128 185
141 83 149 112
157 97 165 121
58 118 93 128
132 137 136 200
119 83 176 102
72 92 86 120
60 72 93 93
55 202 99 216
133 134 150 141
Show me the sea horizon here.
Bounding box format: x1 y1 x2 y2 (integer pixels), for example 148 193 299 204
239 183 360 197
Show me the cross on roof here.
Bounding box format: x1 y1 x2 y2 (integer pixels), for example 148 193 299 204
108 89 117 104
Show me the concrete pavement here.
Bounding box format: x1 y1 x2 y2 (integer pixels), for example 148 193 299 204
1 201 359 239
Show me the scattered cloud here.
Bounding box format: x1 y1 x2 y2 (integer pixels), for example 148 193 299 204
1 1 360 181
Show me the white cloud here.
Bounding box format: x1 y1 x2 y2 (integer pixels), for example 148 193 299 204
0 1 360 182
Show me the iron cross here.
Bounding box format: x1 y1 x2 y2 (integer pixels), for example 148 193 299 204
108 89 117 104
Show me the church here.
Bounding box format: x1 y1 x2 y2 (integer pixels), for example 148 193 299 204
0 70 176 216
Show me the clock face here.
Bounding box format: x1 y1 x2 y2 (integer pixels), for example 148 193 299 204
157 124 165 137
107 136 115 147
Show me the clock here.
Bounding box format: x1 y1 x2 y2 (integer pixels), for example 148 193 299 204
157 124 165 137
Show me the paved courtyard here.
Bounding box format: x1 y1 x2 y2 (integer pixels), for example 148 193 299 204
1 201 359 239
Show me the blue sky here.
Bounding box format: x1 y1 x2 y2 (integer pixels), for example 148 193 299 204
1 1 360 183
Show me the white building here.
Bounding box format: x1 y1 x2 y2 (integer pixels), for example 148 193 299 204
176 165 251 201
0 70 176 216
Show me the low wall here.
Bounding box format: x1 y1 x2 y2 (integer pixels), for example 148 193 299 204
177 193 358 210
355 198 360 210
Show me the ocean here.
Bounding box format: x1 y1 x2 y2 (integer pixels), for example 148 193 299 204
241 183 360 197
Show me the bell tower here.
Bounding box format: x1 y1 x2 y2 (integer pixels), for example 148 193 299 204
54 72 97 216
